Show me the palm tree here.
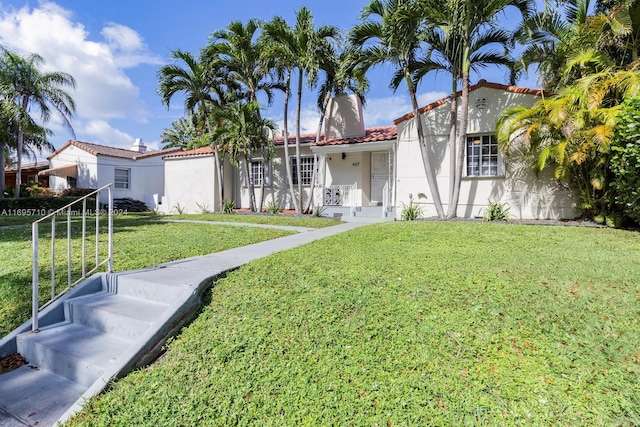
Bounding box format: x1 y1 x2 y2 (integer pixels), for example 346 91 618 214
206 19 280 212
160 117 196 149
213 101 277 212
0 50 75 198
351 0 446 217
157 49 227 209
262 8 340 213
421 0 532 218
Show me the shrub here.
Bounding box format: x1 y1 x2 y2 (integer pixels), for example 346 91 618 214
172 203 186 215
266 201 280 214
195 202 212 214
221 199 235 214
312 205 326 217
60 188 97 197
483 199 510 221
610 97 640 225
400 196 423 221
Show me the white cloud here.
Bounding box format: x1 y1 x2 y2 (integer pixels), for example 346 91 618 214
273 105 321 136
0 1 157 133
81 120 134 148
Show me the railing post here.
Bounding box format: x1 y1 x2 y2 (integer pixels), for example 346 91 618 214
67 207 72 289
32 222 39 332
108 186 113 273
95 195 99 268
82 199 86 277
51 216 55 301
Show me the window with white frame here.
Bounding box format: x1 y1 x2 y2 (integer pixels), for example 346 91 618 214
249 160 271 187
292 156 316 185
114 168 130 189
466 135 501 177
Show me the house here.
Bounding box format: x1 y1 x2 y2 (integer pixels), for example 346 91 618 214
42 139 180 208
4 161 50 189
160 81 577 219
393 80 576 219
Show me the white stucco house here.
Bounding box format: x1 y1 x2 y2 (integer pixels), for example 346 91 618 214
160 81 578 219
42 139 180 208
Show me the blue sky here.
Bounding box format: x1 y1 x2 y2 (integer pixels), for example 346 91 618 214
0 0 537 154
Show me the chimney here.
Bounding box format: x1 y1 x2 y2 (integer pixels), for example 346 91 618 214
324 94 366 141
130 138 147 153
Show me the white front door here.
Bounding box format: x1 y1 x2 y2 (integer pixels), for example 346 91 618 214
371 152 389 204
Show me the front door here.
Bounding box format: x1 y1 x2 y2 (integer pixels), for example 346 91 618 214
371 152 389 205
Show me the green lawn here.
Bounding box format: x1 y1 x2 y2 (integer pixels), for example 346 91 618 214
0 216 293 337
160 212 340 228
66 222 640 426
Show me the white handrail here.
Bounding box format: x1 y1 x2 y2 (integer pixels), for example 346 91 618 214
31 183 113 332
382 180 390 218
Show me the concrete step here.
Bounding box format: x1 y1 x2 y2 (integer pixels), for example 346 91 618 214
108 273 194 304
17 323 133 387
65 293 169 339
0 364 86 427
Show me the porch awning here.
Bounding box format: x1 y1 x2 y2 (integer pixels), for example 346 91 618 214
38 163 77 178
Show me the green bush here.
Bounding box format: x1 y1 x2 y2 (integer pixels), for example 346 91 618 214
266 201 280 214
610 97 640 225
482 199 511 221
221 199 235 214
400 196 423 220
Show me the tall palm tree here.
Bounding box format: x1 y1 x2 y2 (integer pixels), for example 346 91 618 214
158 49 227 209
421 0 532 218
213 101 277 212
206 19 280 211
160 117 196 149
262 8 340 212
0 50 75 198
351 0 446 217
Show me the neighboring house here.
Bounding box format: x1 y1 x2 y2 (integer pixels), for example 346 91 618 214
43 139 180 208
161 81 577 219
4 161 50 189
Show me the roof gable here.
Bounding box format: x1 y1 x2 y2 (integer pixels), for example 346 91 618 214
393 80 545 125
48 140 180 160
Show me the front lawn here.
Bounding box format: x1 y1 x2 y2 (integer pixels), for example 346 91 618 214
0 217 293 337
160 213 340 228
67 222 640 426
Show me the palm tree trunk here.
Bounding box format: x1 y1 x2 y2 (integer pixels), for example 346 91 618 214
446 81 458 218
204 116 224 211
295 68 304 212
408 81 445 218
244 151 257 212
258 144 267 212
449 70 470 219
283 70 299 213
15 129 23 199
304 92 331 214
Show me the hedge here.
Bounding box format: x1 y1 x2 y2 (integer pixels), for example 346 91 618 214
0 196 99 213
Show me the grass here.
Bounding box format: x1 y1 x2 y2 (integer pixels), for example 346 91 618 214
0 215 293 337
160 213 340 228
66 222 640 426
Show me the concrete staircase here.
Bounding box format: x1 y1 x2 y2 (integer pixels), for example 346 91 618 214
0 269 207 427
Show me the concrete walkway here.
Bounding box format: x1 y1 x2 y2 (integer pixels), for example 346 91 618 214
0 221 368 427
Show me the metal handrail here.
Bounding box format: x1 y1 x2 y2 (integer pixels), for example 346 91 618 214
31 183 113 332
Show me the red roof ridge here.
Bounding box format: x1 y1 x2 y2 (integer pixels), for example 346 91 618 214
393 80 547 125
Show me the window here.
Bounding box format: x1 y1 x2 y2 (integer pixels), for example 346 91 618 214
248 160 271 187
466 135 500 177
114 168 130 189
292 156 316 185
67 176 77 188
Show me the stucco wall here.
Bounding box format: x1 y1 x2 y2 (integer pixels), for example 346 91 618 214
162 155 218 214
396 85 578 219
49 146 166 207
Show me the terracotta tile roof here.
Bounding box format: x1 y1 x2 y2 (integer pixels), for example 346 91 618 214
315 126 397 146
272 126 397 147
163 147 213 159
393 80 547 125
4 161 49 172
48 140 181 160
